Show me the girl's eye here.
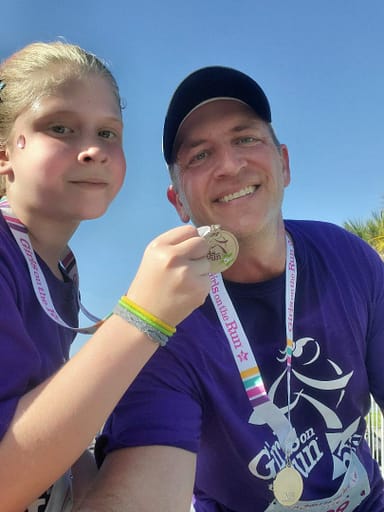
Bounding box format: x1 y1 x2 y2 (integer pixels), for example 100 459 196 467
99 130 115 139
50 125 71 135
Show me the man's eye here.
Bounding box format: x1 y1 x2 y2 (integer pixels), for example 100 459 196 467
238 136 257 144
190 151 208 164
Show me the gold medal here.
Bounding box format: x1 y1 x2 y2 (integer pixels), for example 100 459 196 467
198 225 239 273
273 465 303 506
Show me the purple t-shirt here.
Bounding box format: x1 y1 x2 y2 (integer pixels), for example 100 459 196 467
0 212 78 440
97 220 384 511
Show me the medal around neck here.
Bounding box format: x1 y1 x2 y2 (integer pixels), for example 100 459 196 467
273 465 303 506
198 225 239 273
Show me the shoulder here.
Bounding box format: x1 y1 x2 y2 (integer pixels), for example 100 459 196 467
285 219 384 296
285 219 381 260
285 218 356 241
0 211 16 249
0 213 25 289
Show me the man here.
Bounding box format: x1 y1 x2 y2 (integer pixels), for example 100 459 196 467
77 67 384 511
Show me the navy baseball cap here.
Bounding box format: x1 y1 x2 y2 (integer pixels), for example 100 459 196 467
163 66 272 164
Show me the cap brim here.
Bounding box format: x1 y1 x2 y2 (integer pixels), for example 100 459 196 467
163 66 271 164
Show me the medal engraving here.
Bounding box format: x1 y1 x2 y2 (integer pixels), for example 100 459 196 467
273 465 303 506
198 225 239 273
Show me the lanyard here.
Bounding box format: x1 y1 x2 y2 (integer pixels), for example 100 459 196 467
0 197 102 334
209 235 297 454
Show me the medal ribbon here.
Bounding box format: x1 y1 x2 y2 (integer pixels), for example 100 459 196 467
210 234 297 453
0 197 102 334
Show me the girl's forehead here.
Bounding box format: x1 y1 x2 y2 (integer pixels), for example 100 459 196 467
38 72 107 94
30 75 121 115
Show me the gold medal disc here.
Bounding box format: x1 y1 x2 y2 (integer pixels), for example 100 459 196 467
273 466 303 506
198 225 239 273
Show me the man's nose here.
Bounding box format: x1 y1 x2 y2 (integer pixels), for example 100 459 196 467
213 146 246 177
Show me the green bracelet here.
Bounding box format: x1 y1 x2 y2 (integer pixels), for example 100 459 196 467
113 303 169 346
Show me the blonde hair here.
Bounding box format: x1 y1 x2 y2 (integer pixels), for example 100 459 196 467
0 41 122 197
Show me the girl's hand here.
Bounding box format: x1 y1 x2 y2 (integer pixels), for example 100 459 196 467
125 225 211 327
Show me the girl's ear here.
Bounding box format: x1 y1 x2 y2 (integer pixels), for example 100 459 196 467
0 150 12 196
167 185 191 223
0 149 13 176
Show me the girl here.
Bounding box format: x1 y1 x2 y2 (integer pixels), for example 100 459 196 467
0 41 210 511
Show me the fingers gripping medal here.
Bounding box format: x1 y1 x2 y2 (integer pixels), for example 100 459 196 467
273 464 303 506
198 225 239 273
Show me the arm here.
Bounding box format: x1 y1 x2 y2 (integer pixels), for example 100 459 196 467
75 445 197 512
0 225 210 511
71 448 98 505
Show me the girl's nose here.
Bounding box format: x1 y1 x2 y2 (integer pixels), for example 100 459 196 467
78 146 108 164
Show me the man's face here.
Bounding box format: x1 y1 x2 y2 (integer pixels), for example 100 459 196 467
167 99 290 242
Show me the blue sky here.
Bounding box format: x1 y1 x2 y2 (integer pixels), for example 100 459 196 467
2 1 383 352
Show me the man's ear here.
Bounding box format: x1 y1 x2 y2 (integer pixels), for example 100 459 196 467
280 144 291 188
167 185 190 223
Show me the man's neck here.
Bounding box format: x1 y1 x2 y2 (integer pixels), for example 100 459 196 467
222 223 287 283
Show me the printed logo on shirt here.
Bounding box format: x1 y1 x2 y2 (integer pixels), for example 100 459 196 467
24 473 72 512
25 487 51 512
248 336 361 482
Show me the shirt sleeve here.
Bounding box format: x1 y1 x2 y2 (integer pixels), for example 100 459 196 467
96 337 204 466
364 248 384 407
0 231 76 441
0 256 34 439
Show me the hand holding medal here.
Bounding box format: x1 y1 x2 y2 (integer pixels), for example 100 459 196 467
197 225 239 273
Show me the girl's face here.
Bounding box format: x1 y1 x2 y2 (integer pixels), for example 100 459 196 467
1 73 126 225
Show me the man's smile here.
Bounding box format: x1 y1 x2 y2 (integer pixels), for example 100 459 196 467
217 185 258 203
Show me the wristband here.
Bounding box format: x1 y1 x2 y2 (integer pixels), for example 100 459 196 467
113 296 177 346
119 296 176 336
